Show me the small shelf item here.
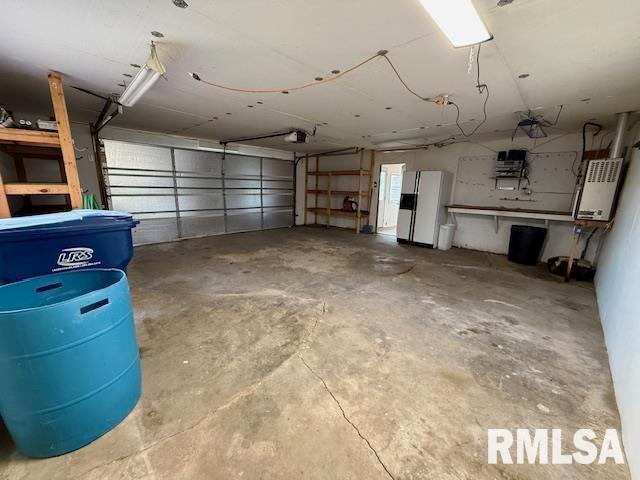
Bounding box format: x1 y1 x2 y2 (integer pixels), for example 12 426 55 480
493 149 528 191
0 72 83 218
304 150 375 233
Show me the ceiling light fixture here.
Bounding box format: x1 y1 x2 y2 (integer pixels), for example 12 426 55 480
172 0 188 7
418 0 492 47
151 31 164 38
118 43 166 107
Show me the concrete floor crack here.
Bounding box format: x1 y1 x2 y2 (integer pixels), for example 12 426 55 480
298 355 395 480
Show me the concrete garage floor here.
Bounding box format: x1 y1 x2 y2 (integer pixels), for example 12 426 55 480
0 226 630 479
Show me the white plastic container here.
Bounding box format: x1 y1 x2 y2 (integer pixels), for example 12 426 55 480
437 224 456 250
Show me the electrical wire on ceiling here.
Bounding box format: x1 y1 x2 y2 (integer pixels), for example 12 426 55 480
378 55 437 103
189 49 447 104
189 52 384 94
447 42 490 137
573 121 603 179
188 46 498 137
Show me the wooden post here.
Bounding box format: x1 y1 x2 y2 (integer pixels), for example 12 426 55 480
13 156 33 209
303 154 309 225
0 170 9 218
356 149 364 234
367 150 375 230
368 150 375 208
327 172 332 229
314 156 319 225
565 225 582 282
48 72 83 209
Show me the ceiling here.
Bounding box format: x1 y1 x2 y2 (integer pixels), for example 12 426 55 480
1 0 639 152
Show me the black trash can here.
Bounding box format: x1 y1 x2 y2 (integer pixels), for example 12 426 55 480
508 225 547 265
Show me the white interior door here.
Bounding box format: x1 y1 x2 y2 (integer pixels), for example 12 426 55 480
384 174 402 227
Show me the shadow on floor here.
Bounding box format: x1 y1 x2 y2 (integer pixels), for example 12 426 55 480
0 417 16 460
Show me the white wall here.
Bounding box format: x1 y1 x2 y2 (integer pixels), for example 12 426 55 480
366 133 608 262
297 132 608 261
595 130 640 479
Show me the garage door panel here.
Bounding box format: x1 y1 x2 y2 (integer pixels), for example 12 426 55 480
108 174 174 188
263 179 293 190
226 193 261 209
225 179 261 189
174 149 222 175
180 212 225 238
176 177 223 189
225 155 260 176
178 192 224 211
133 217 179 245
110 195 176 214
103 140 293 244
263 192 293 207
262 158 292 178
226 209 262 232
264 209 293 229
109 187 175 196
104 141 172 170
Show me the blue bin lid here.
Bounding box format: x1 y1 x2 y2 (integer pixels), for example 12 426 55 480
0 210 133 231
0 210 138 241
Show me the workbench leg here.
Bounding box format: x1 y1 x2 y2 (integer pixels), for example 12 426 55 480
565 227 581 282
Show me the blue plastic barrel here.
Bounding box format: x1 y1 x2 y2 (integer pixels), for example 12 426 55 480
0 210 139 285
0 269 141 458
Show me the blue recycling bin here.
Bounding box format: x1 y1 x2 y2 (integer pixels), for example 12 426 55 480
0 269 141 457
0 210 139 285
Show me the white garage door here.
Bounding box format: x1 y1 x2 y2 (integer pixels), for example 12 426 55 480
102 141 294 245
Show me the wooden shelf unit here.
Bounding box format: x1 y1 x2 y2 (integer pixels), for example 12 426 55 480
0 72 83 218
304 150 375 233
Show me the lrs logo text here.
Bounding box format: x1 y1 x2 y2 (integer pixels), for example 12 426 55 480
57 247 94 267
488 429 625 465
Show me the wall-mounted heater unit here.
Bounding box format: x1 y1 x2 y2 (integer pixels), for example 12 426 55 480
575 158 623 221
397 170 452 247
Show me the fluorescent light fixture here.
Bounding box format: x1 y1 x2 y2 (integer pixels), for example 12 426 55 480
118 43 166 107
419 0 492 47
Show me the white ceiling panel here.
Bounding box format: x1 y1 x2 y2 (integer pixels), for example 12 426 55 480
0 0 639 152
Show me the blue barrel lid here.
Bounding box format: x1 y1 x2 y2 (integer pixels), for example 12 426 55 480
0 210 138 242
0 210 133 231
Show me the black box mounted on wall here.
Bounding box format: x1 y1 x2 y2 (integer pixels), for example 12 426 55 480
507 149 527 161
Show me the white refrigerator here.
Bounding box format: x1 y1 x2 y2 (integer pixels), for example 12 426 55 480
396 171 452 247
